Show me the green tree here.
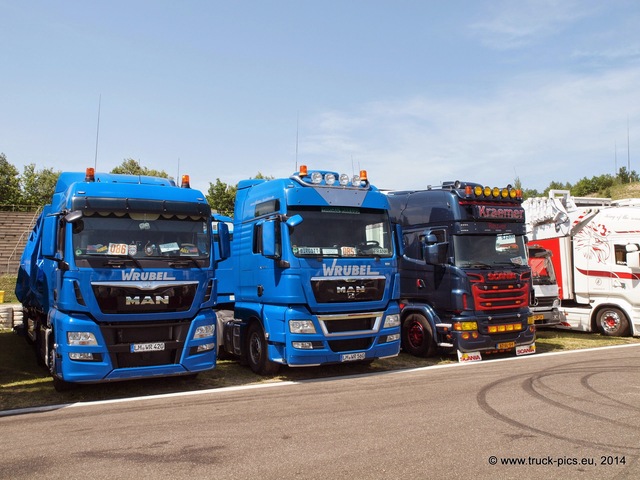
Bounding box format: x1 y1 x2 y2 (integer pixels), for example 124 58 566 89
252 172 275 180
111 158 171 179
0 153 22 206
20 163 60 207
206 173 273 216
616 166 639 184
206 178 237 216
542 181 572 197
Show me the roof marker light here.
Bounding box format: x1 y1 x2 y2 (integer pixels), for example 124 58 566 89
311 171 322 184
339 173 349 186
474 185 483 196
483 186 491 197
325 173 336 185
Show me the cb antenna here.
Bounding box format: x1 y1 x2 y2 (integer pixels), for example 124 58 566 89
295 111 299 171
94 94 101 170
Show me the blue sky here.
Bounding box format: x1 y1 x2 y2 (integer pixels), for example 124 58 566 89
2 0 639 194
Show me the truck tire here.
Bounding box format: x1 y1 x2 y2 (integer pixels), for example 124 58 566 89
246 322 280 376
596 307 630 337
402 313 437 357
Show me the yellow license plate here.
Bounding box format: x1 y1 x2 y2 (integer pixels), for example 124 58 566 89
497 341 516 349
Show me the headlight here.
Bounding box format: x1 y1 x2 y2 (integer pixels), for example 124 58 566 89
196 343 215 353
384 314 400 328
289 320 316 334
67 331 98 346
69 352 94 360
194 324 215 339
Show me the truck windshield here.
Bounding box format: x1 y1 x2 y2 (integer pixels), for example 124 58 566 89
288 206 393 258
529 255 556 285
454 234 527 268
72 212 211 264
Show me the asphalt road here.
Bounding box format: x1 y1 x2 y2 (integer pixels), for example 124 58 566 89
1 345 639 480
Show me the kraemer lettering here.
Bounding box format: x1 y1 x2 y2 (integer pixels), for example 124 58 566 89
476 205 524 220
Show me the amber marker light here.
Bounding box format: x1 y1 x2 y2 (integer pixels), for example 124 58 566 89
181 174 191 188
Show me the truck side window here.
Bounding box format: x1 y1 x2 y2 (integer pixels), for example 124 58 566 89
253 224 263 254
615 244 627 265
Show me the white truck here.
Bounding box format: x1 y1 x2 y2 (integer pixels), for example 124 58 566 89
523 190 640 337
527 244 563 327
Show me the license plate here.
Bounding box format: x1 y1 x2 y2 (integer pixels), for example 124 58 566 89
341 352 366 362
497 341 516 349
131 342 165 353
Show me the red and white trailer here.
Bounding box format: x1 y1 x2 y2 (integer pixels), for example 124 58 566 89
523 190 640 337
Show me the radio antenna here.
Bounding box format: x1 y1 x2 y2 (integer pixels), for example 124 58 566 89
295 111 299 171
94 94 101 170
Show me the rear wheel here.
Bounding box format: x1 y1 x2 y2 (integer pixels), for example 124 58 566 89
401 313 437 357
596 307 630 337
246 322 280 376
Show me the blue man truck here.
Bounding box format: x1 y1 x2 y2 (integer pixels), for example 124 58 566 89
15 168 229 390
386 181 536 362
215 165 401 375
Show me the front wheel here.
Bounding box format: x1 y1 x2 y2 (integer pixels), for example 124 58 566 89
596 307 630 337
401 313 437 357
246 322 280 376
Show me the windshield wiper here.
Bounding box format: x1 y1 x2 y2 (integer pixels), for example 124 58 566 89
168 256 202 268
461 261 492 269
102 254 143 270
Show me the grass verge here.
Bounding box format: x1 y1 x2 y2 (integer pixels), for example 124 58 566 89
1 327 639 413
0 275 17 304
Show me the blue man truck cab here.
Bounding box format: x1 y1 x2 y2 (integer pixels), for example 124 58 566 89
386 181 535 362
15 168 229 390
217 165 401 375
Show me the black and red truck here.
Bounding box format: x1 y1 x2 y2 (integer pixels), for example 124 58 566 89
386 181 536 362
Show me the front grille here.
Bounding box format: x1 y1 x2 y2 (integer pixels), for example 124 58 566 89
470 275 529 312
317 312 382 335
92 282 198 314
99 320 191 368
532 296 555 308
328 337 373 352
311 277 385 303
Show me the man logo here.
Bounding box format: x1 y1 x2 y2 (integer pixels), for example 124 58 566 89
125 295 170 305
337 285 365 299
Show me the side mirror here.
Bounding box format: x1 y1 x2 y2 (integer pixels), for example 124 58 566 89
394 224 404 256
65 210 83 223
41 215 59 259
626 244 640 271
261 219 280 259
423 243 448 265
217 221 231 260
286 214 303 228
421 233 447 265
